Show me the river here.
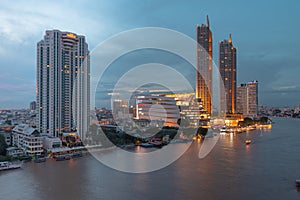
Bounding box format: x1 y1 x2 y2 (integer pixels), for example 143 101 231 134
1 118 300 200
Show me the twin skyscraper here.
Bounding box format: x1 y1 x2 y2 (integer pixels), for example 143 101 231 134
196 16 254 117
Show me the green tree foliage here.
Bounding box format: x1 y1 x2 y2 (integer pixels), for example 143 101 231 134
260 116 269 124
4 120 12 125
0 134 8 156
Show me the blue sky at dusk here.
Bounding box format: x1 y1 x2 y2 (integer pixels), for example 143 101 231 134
0 0 299 109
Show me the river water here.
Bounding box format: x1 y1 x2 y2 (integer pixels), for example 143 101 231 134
1 118 300 200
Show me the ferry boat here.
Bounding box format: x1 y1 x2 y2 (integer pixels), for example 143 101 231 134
0 161 22 171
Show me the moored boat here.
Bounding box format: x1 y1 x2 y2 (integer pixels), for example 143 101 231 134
72 151 83 158
54 154 71 161
21 156 32 162
34 157 46 163
0 161 22 171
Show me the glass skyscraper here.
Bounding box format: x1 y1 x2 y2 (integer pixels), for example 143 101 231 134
219 34 237 114
196 16 212 115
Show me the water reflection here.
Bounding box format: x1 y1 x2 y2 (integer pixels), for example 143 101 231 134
1 118 300 200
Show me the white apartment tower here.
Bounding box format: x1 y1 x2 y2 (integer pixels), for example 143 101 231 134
36 30 90 140
236 80 258 117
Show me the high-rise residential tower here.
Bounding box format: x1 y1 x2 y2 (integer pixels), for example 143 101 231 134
219 34 237 114
30 101 37 111
36 30 90 140
196 15 212 115
236 80 258 117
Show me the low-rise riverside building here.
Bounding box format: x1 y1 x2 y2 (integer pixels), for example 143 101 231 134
12 124 43 156
6 147 25 157
42 136 62 151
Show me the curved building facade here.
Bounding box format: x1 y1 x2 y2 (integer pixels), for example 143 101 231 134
135 95 180 126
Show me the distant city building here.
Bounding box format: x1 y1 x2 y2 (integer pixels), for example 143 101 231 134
135 95 180 126
30 101 37 111
112 99 129 120
12 124 43 156
196 15 212 115
219 34 237 114
36 30 90 140
236 80 258 117
0 109 36 128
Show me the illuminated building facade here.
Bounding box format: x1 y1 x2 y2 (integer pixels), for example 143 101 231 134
164 93 208 127
236 80 258 117
196 16 212 115
135 95 180 126
36 30 90 139
219 34 237 114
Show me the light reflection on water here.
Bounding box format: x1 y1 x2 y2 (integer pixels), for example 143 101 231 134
0 118 300 200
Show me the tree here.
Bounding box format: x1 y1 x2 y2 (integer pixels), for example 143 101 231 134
4 120 12 125
0 134 8 156
243 117 253 126
260 116 269 124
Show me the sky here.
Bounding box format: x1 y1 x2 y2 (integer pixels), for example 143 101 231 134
0 0 299 109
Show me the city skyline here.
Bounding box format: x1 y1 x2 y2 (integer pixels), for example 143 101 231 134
0 1 299 108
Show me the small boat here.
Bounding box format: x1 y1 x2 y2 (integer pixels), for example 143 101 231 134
54 155 67 161
21 156 32 162
0 161 22 171
140 143 155 148
245 140 251 145
54 153 72 161
295 180 300 187
72 152 83 158
34 157 46 163
64 155 71 160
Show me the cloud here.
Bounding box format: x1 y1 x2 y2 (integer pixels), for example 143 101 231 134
273 85 299 91
0 0 113 108
0 1 110 46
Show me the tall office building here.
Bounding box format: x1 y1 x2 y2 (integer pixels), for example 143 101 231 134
36 30 90 140
236 80 258 117
196 15 212 115
219 34 237 114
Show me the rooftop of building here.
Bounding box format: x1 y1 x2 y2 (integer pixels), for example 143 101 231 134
12 124 39 136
